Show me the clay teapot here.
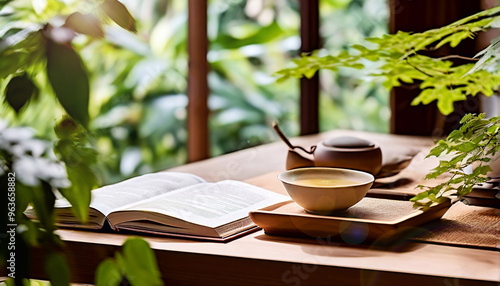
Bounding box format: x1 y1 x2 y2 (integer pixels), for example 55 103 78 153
273 123 382 175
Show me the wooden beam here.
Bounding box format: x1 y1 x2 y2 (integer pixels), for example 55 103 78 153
187 0 209 162
299 0 320 135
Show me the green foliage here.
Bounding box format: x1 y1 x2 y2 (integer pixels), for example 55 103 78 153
54 117 98 222
410 63 500 115
411 113 500 208
466 35 500 75
277 6 500 115
100 0 137 33
0 0 137 126
95 259 122 286
4 73 38 113
45 34 90 127
0 2 161 285
0 122 72 284
45 253 70 286
0 0 12 9
316 0 389 132
1 120 160 286
95 237 163 286
65 12 104 38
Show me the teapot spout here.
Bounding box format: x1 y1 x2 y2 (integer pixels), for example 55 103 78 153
286 150 314 170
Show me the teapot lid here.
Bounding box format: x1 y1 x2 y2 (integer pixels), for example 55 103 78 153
323 136 375 148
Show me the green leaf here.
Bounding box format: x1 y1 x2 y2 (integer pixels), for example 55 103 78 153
437 97 453 115
31 182 56 232
213 21 284 50
121 238 163 286
0 30 44 79
410 190 430 202
449 153 468 165
460 113 473 124
435 30 473 49
59 165 95 223
450 6 500 27
0 52 25 79
100 0 137 33
65 12 104 38
4 73 38 113
96 258 122 286
454 142 476 153
45 37 90 127
45 252 70 286
0 0 13 9
18 220 39 246
472 165 492 176
351 44 368 53
53 118 98 222
427 142 446 157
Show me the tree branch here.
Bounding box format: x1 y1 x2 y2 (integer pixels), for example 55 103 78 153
405 58 434 77
437 55 478 61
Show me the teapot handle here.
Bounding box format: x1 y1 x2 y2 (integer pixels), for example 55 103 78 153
273 122 316 155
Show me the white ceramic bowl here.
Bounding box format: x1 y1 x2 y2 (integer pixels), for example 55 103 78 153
278 167 374 214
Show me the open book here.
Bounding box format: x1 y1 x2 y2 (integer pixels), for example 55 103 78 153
44 172 289 241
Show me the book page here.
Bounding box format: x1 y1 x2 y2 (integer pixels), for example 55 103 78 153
88 172 205 216
118 180 290 228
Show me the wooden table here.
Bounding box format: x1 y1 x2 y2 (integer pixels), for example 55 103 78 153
29 130 500 285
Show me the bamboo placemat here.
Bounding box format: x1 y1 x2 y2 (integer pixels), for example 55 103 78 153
415 202 500 250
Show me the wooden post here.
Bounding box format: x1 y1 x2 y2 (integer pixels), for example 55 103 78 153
389 0 481 136
187 0 209 162
299 0 320 135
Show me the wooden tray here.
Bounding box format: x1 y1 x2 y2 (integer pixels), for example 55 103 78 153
249 197 451 243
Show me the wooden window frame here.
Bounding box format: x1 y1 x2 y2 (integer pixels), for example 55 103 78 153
187 1 482 161
187 0 321 162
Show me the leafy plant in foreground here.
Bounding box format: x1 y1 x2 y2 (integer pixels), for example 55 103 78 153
95 237 163 286
0 0 136 127
1 118 162 286
0 118 93 285
0 2 164 284
411 114 500 208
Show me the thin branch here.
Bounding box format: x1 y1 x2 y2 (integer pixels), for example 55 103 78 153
437 55 479 61
399 83 420 90
405 58 434 77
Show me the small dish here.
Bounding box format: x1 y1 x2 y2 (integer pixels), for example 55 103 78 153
278 167 374 214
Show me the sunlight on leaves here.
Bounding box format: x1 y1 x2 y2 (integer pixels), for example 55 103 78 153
100 0 137 33
65 12 104 38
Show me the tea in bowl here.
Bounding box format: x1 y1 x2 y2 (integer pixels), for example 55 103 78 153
278 167 374 215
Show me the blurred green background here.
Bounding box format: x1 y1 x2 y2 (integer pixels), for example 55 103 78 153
0 0 389 184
